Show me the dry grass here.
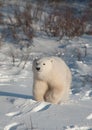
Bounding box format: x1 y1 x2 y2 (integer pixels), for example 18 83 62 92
0 0 92 46
83 1 92 35
44 6 86 39
0 1 3 24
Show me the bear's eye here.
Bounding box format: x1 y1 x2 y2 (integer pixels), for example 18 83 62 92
43 63 45 65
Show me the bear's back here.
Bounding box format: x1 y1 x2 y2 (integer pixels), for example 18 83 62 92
50 57 72 85
51 56 69 72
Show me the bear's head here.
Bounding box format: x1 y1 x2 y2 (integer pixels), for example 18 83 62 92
32 57 53 80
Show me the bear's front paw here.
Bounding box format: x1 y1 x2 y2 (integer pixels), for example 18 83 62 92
44 91 56 103
44 89 62 104
44 91 51 102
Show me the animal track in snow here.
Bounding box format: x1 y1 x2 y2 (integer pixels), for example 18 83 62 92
14 98 51 113
31 102 51 112
4 122 20 130
6 111 21 117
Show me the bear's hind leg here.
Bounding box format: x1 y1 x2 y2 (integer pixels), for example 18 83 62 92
44 88 63 104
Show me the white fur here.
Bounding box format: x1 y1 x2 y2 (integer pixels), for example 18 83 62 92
32 56 72 104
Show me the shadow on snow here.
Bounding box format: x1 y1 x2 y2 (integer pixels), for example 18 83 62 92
0 91 33 99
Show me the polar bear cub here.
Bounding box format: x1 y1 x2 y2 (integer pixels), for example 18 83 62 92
32 56 72 104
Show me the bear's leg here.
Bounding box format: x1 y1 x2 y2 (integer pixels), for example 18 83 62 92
44 88 64 104
33 80 48 102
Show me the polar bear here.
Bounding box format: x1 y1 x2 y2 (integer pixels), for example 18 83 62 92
32 56 72 104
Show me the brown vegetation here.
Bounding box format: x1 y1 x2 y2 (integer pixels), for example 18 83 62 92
0 0 92 46
44 6 86 39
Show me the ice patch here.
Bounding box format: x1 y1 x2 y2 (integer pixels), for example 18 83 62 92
87 113 92 120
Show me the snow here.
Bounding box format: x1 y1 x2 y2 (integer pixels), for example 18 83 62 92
5 111 21 117
4 123 20 130
0 35 92 130
86 113 92 120
76 61 92 76
0 0 92 128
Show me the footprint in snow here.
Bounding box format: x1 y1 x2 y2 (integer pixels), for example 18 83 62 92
4 122 20 130
14 98 51 113
31 102 51 112
6 111 21 117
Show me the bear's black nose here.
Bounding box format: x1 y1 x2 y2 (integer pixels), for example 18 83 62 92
36 67 40 71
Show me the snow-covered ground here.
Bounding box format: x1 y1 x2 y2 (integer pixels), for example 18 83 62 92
0 35 92 130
